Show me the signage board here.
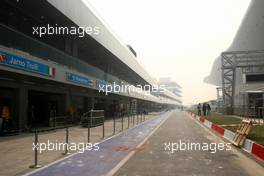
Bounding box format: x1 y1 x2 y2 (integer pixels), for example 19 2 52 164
0 51 55 77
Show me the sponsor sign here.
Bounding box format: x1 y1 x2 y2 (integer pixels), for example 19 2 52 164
66 72 94 87
0 51 55 76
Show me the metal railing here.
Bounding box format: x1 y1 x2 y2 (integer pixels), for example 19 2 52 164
0 23 129 85
232 106 264 124
29 109 148 168
29 126 71 168
0 24 105 80
90 110 104 142
49 116 74 127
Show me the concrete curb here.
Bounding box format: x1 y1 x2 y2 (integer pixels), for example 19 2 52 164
186 112 264 161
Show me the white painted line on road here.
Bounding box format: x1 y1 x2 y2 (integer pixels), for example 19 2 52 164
23 130 124 176
105 111 173 176
23 114 163 176
185 112 264 162
187 113 226 142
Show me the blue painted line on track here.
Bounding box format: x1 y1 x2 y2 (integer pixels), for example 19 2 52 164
27 112 171 176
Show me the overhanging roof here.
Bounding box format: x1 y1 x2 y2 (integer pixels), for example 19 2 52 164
47 0 155 86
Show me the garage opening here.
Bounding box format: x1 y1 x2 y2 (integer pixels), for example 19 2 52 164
248 93 263 118
0 87 18 132
28 91 66 129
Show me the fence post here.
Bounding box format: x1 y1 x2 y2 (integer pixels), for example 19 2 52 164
121 112 124 131
102 114 105 139
128 112 130 128
29 130 41 168
133 112 135 126
88 111 91 143
55 111 57 128
136 112 139 125
62 127 70 155
113 112 116 134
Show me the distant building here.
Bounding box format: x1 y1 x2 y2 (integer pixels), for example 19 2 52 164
0 0 180 132
126 45 137 57
158 77 182 105
205 0 264 117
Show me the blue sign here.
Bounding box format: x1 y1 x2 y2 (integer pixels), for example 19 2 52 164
96 80 107 88
0 51 54 76
66 72 94 87
96 80 112 92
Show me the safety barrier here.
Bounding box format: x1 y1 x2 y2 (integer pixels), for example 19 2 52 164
29 126 71 168
233 106 264 124
29 109 147 169
49 116 74 127
187 111 264 161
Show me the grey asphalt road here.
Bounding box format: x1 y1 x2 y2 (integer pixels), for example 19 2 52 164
114 111 264 176
24 112 172 176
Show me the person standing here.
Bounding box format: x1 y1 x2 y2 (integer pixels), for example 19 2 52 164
197 103 201 116
1 105 11 133
202 103 207 116
207 103 211 116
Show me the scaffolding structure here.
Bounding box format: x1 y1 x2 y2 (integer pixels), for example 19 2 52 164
221 50 264 114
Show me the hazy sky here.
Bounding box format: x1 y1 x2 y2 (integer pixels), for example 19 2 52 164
87 0 251 105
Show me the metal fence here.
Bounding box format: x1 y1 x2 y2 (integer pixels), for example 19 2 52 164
29 109 147 168
81 110 105 142
233 106 264 124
